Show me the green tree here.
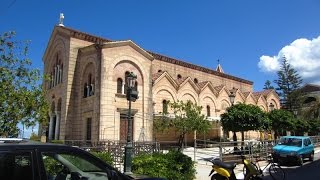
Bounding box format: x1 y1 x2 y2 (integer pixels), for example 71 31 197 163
302 98 320 135
268 109 295 139
263 80 274 90
274 56 303 112
220 103 269 146
293 118 310 136
154 100 211 150
0 31 49 137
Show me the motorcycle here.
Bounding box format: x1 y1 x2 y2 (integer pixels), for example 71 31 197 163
209 156 262 180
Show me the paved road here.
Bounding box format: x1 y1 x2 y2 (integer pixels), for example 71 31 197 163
191 149 320 180
279 151 320 180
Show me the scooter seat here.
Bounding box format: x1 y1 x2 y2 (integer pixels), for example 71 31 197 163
212 159 236 169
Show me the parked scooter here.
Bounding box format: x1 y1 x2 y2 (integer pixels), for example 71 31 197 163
209 158 237 180
209 156 263 180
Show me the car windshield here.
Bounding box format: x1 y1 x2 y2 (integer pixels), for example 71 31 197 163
278 138 302 147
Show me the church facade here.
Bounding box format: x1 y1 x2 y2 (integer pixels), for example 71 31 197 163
43 25 280 142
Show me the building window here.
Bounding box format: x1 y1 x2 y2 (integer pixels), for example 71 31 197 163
194 78 198 84
117 78 123 94
207 105 211 117
86 118 92 140
83 73 95 98
48 53 63 89
158 70 162 73
163 100 168 114
177 74 182 79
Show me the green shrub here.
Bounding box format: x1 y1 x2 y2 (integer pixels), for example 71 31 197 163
91 151 113 166
29 133 41 141
132 150 195 180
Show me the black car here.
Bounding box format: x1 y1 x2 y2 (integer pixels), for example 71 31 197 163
0 139 164 180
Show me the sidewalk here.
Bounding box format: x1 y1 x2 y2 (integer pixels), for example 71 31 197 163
183 146 320 180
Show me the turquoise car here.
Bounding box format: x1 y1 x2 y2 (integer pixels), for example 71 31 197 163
272 136 314 165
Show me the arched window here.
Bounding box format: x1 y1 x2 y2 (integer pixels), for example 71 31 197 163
163 100 168 114
117 78 123 94
177 74 182 79
207 105 211 117
88 73 94 96
49 53 64 89
194 78 198 84
158 70 162 73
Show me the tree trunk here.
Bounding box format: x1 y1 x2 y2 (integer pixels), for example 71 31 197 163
233 131 238 152
178 133 184 151
241 131 245 150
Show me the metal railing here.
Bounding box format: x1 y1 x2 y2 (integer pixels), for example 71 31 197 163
64 140 160 171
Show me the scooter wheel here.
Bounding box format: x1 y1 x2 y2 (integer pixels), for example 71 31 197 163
211 174 227 180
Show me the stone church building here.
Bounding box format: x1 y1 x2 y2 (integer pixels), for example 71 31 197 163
43 25 280 142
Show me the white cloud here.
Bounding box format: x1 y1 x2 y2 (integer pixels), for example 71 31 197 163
258 36 320 84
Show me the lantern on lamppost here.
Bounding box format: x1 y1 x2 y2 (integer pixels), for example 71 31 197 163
269 103 275 112
124 72 138 174
229 87 236 106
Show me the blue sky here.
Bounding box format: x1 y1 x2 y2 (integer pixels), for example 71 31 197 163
1 1 320 136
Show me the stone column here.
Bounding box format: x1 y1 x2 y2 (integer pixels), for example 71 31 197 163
59 68 62 83
48 113 54 140
55 111 61 140
57 65 60 84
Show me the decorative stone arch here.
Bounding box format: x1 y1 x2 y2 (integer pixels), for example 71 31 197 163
46 38 67 89
201 95 217 117
257 97 268 112
153 87 177 103
268 99 279 110
220 99 231 114
178 89 199 105
180 93 197 105
107 55 148 89
46 38 67 68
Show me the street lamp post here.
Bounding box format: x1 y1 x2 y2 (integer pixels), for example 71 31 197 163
268 103 276 140
228 88 236 148
124 72 138 174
